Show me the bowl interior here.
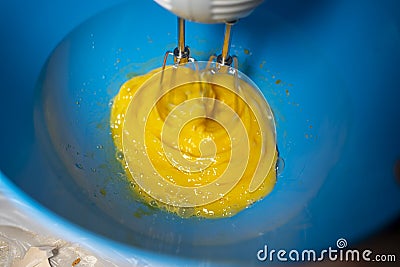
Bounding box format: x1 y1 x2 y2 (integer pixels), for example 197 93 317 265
1 0 400 264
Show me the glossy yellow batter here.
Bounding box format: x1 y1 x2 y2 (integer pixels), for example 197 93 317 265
110 66 277 218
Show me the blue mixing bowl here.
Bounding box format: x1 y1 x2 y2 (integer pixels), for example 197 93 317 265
1 0 399 265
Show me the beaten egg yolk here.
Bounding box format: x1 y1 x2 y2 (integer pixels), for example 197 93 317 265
110 67 277 218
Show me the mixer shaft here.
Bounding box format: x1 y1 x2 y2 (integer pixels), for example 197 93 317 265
173 17 190 64
217 20 236 66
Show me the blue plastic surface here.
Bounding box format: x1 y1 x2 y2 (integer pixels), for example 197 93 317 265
0 0 400 265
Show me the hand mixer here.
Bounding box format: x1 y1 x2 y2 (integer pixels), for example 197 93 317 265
154 0 264 66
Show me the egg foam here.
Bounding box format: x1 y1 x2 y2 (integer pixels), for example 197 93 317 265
110 64 277 218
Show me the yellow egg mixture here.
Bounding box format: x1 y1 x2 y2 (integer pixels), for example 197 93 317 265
110 67 277 218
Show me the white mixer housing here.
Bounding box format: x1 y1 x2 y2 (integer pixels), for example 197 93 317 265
154 0 264 23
